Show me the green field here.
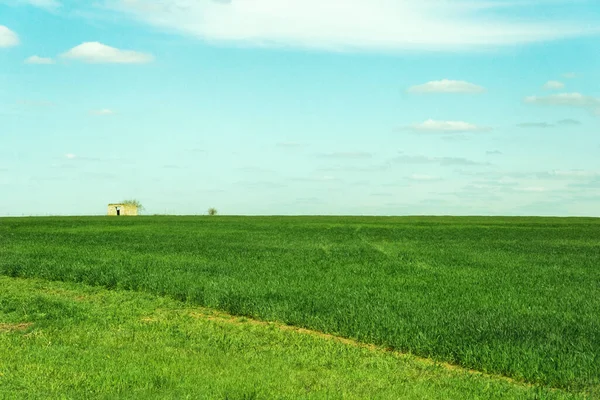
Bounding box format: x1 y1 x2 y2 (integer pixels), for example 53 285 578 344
1 216 599 397
1 276 576 399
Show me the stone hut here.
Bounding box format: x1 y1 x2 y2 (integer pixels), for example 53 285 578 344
107 203 138 216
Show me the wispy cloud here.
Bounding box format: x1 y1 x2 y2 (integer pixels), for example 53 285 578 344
393 154 490 167
109 0 599 52
408 119 491 133
409 174 440 181
459 169 598 183
486 150 503 155
62 153 102 162
407 79 485 94
236 166 276 174
519 186 546 192
556 118 581 126
517 119 582 128
525 93 600 115
516 122 554 128
317 164 388 173
290 175 340 183
543 80 565 90
370 192 394 198
562 72 578 79
24 55 54 64
16 99 55 108
568 178 600 189
62 42 154 64
0 25 19 47
443 184 505 201
540 170 598 179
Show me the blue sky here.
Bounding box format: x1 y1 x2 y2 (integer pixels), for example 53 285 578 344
1 0 599 216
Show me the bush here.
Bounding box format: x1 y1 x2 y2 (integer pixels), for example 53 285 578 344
122 199 144 214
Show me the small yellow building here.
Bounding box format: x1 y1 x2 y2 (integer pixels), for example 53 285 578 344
107 203 138 216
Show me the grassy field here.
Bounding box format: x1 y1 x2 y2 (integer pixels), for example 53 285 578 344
0 276 578 399
1 216 599 396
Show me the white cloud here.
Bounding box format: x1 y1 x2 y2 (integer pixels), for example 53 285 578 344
109 0 599 52
90 109 114 115
525 93 600 115
65 153 76 159
543 80 565 90
0 26 19 48
24 55 54 64
562 72 578 79
409 119 491 133
62 42 153 64
408 79 485 94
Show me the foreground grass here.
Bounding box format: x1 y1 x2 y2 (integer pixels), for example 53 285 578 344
1 216 599 394
0 276 583 399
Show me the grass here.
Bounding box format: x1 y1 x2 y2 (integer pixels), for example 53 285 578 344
0 276 584 399
0 216 599 395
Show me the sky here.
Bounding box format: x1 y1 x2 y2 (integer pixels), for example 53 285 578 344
1 0 599 216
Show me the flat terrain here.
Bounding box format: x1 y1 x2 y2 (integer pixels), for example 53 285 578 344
1 216 599 397
1 276 577 399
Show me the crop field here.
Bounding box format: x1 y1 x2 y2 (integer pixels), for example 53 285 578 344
1 216 599 398
1 276 576 399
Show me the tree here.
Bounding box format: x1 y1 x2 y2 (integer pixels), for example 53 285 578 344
122 199 145 214
208 207 217 216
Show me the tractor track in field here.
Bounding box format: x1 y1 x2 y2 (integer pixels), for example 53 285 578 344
0 322 33 333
